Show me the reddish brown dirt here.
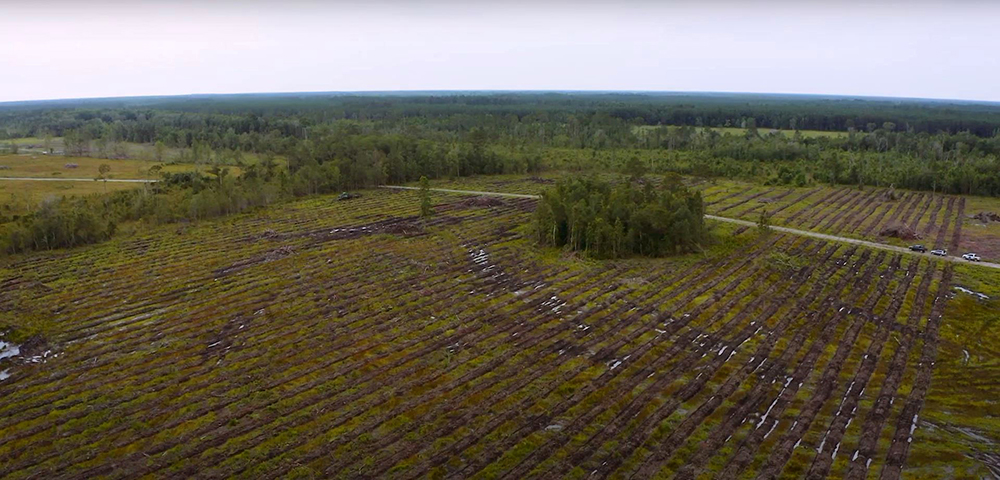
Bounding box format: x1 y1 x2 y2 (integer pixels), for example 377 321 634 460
768 188 821 217
719 252 894 479
11 248 504 476
861 193 911 237
69 239 568 476
804 190 863 230
804 259 920 479
716 188 777 214
970 211 1000 223
610 247 854 480
708 186 758 207
921 196 946 238
877 267 954 480
879 192 916 231
785 188 851 226
820 189 878 233
906 194 935 232
390 241 798 480
958 233 1000 263
393 240 802 480
741 189 795 216
844 265 938 479
193 236 764 480
879 224 921 241
949 197 965 252
751 255 901 480
13 219 548 478
841 191 888 234
897 193 927 227
214 246 296 277
930 197 956 250
668 248 864 480
543 246 830 480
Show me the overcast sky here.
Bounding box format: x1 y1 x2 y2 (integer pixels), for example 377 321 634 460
1 0 998 103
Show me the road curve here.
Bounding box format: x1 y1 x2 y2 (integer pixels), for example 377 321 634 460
0 177 155 183
382 185 1000 271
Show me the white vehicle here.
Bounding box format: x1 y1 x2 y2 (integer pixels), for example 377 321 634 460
962 253 982 262
930 249 947 257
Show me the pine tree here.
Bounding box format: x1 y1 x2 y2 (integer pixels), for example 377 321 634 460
419 176 434 218
757 209 772 236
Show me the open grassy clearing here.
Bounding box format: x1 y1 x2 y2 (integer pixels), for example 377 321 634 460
4 138 274 165
6 137 58 146
0 154 226 180
0 180 141 215
0 154 242 216
0 187 995 478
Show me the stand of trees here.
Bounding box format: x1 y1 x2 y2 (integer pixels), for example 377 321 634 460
4 93 1000 253
534 176 706 258
1 170 287 254
5 92 1000 140
4 93 999 196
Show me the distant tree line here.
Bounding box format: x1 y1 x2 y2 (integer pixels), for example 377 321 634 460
534 176 707 258
5 93 1000 137
1 93 1000 203
615 125 1000 196
7 93 999 255
2 93 998 255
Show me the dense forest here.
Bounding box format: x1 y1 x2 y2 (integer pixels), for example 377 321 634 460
2 92 999 197
4 92 1000 136
3 92 1000 253
534 175 707 258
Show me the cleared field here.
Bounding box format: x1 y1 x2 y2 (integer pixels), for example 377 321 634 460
696 180 998 261
5 138 275 166
423 175 1000 263
0 154 216 180
0 180 141 214
0 188 995 478
6 137 60 146
0 154 241 216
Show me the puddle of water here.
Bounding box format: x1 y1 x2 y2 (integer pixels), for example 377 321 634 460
907 414 919 443
953 286 990 300
0 340 20 361
725 350 737 363
757 395 781 429
763 421 779 439
954 426 993 443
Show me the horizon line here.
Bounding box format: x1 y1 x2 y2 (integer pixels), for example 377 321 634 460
3 89 1000 107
